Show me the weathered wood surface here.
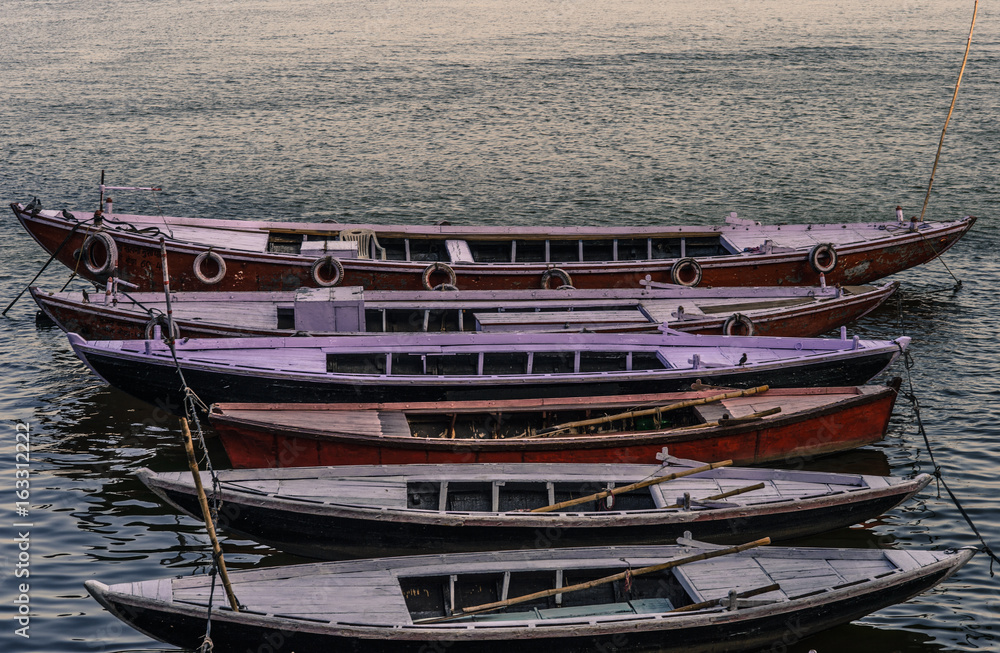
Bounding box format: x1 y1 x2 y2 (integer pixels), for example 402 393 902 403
93 541 972 635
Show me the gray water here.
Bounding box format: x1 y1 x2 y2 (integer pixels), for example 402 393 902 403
1 1 999 651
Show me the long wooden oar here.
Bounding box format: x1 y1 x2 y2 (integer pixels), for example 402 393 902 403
529 386 769 437
419 536 770 623
530 460 732 513
669 407 781 432
668 582 780 613
661 482 766 509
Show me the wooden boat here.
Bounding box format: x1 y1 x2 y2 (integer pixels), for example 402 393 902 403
135 459 932 559
11 200 975 291
84 539 976 653
65 330 910 413
209 382 903 468
30 281 898 340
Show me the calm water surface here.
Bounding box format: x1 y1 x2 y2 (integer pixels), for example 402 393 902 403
1 1 998 651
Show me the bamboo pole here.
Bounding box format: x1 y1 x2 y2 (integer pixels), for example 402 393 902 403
530 460 733 513
419 536 770 623
661 482 766 509
918 0 978 222
180 417 240 612
529 386 770 437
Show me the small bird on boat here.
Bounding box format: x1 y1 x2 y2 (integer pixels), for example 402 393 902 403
739 353 748 366
24 197 41 214
61 209 76 221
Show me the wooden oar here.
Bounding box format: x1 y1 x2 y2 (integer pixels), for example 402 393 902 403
661 482 766 509
668 582 781 613
668 407 781 432
417 536 770 623
528 386 769 438
530 460 732 513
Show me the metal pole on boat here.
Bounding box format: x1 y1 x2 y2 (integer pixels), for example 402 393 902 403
158 238 176 342
180 417 240 612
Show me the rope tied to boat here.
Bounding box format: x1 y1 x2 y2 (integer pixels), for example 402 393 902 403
897 344 999 574
3 212 97 316
156 241 243 650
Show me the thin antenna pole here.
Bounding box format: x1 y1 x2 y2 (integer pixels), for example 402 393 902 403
919 0 978 222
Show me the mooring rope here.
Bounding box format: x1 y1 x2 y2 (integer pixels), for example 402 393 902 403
897 344 999 574
154 240 241 650
3 213 96 316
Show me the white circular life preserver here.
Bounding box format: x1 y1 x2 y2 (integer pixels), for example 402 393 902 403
311 256 344 287
144 314 181 341
81 232 119 275
540 267 573 290
670 257 703 287
432 283 460 291
422 262 457 290
722 313 755 337
808 243 838 274
192 250 227 285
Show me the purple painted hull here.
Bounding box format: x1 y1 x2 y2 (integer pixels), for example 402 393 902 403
66 330 910 414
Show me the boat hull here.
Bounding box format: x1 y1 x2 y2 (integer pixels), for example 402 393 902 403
212 383 901 468
29 282 898 339
85 546 973 653
143 469 928 559
72 339 901 417
12 204 976 291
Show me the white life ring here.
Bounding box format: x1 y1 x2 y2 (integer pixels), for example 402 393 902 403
722 313 755 337
540 267 573 290
81 232 119 275
311 256 344 287
432 283 459 291
670 257 703 287
144 314 181 341
192 250 227 285
422 262 457 290
808 243 838 274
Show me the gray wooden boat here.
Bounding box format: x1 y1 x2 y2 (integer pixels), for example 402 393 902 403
135 460 933 559
84 539 975 653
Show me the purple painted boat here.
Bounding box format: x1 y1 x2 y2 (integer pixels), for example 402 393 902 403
66 329 910 414
30 281 898 340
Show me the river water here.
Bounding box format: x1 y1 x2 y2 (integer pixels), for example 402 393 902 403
1 1 998 651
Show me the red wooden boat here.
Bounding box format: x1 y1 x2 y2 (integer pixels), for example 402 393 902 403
10 199 975 292
209 381 902 469
30 281 898 340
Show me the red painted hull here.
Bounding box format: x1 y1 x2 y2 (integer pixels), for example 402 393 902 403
29 282 898 340
12 205 975 291
211 383 901 469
